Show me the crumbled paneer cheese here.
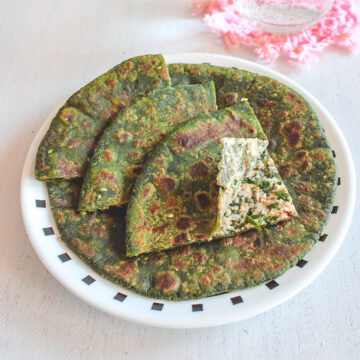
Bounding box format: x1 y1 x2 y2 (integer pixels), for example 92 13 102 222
212 138 297 238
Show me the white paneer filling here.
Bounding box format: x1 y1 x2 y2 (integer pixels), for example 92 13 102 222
212 138 297 238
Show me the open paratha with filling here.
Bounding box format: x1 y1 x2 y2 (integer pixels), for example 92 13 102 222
213 137 297 238
169 63 336 235
126 101 269 256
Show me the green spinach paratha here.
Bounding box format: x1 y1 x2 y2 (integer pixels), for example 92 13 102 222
78 82 217 211
125 102 268 256
49 180 316 300
36 55 171 181
168 63 336 235
43 61 336 301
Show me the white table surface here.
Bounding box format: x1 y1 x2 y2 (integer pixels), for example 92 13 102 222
1 0 359 359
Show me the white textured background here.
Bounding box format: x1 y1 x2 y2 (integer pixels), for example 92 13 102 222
0 1 359 359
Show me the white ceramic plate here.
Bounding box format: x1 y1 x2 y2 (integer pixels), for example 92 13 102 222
21 53 356 329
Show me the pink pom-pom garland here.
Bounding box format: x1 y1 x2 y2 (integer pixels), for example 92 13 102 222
193 0 359 63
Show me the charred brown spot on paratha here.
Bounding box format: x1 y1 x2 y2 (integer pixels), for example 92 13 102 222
173 232 189 244
174 123 219 149
227 110 255 135
154 271 180 292
188 161 209 178
297 195 312 209
66 139 80 148
295 150 308 161
183 191 192 199
166 196 176 208
253 108 272 134
71 238 96 257
224 92 238 105
173 259 187 271
286 92 306 114
155 157 165 167
57 157 82 179
172 245 192 257
253 237 263 248
154 176 176 194
81 224 106 238
96 171 120 192
133 138 152 149
149 201 160 214
172 111 252 151
106 78 115 88
195 192 212 210
311 149 326 162
130 151 140 160
141 184 152 199
193 234 207 242
150 253 166 265
200 219 211 226
280 120 303 148
297 182 312 194
98 169 118 183
175 216 192 230
116 261 137 282
152 223 169 235
201 276 211 287
314 209 326 220
102 150 113 162
193 250 207 264
278 163 292 178
299 159 311 171
284 226 301 237
126 165 143 177
115 130 132 143
231 232 258 250
231 258 253 271
269 244 290 257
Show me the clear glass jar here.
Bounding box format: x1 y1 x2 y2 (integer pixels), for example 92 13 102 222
235 0 335 34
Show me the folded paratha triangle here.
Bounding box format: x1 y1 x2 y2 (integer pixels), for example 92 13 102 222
212 138 297 239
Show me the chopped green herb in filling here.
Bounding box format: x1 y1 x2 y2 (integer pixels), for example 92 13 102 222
274 191 289 201
245 215 262 231
213 138 297 237
259 180 270 189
